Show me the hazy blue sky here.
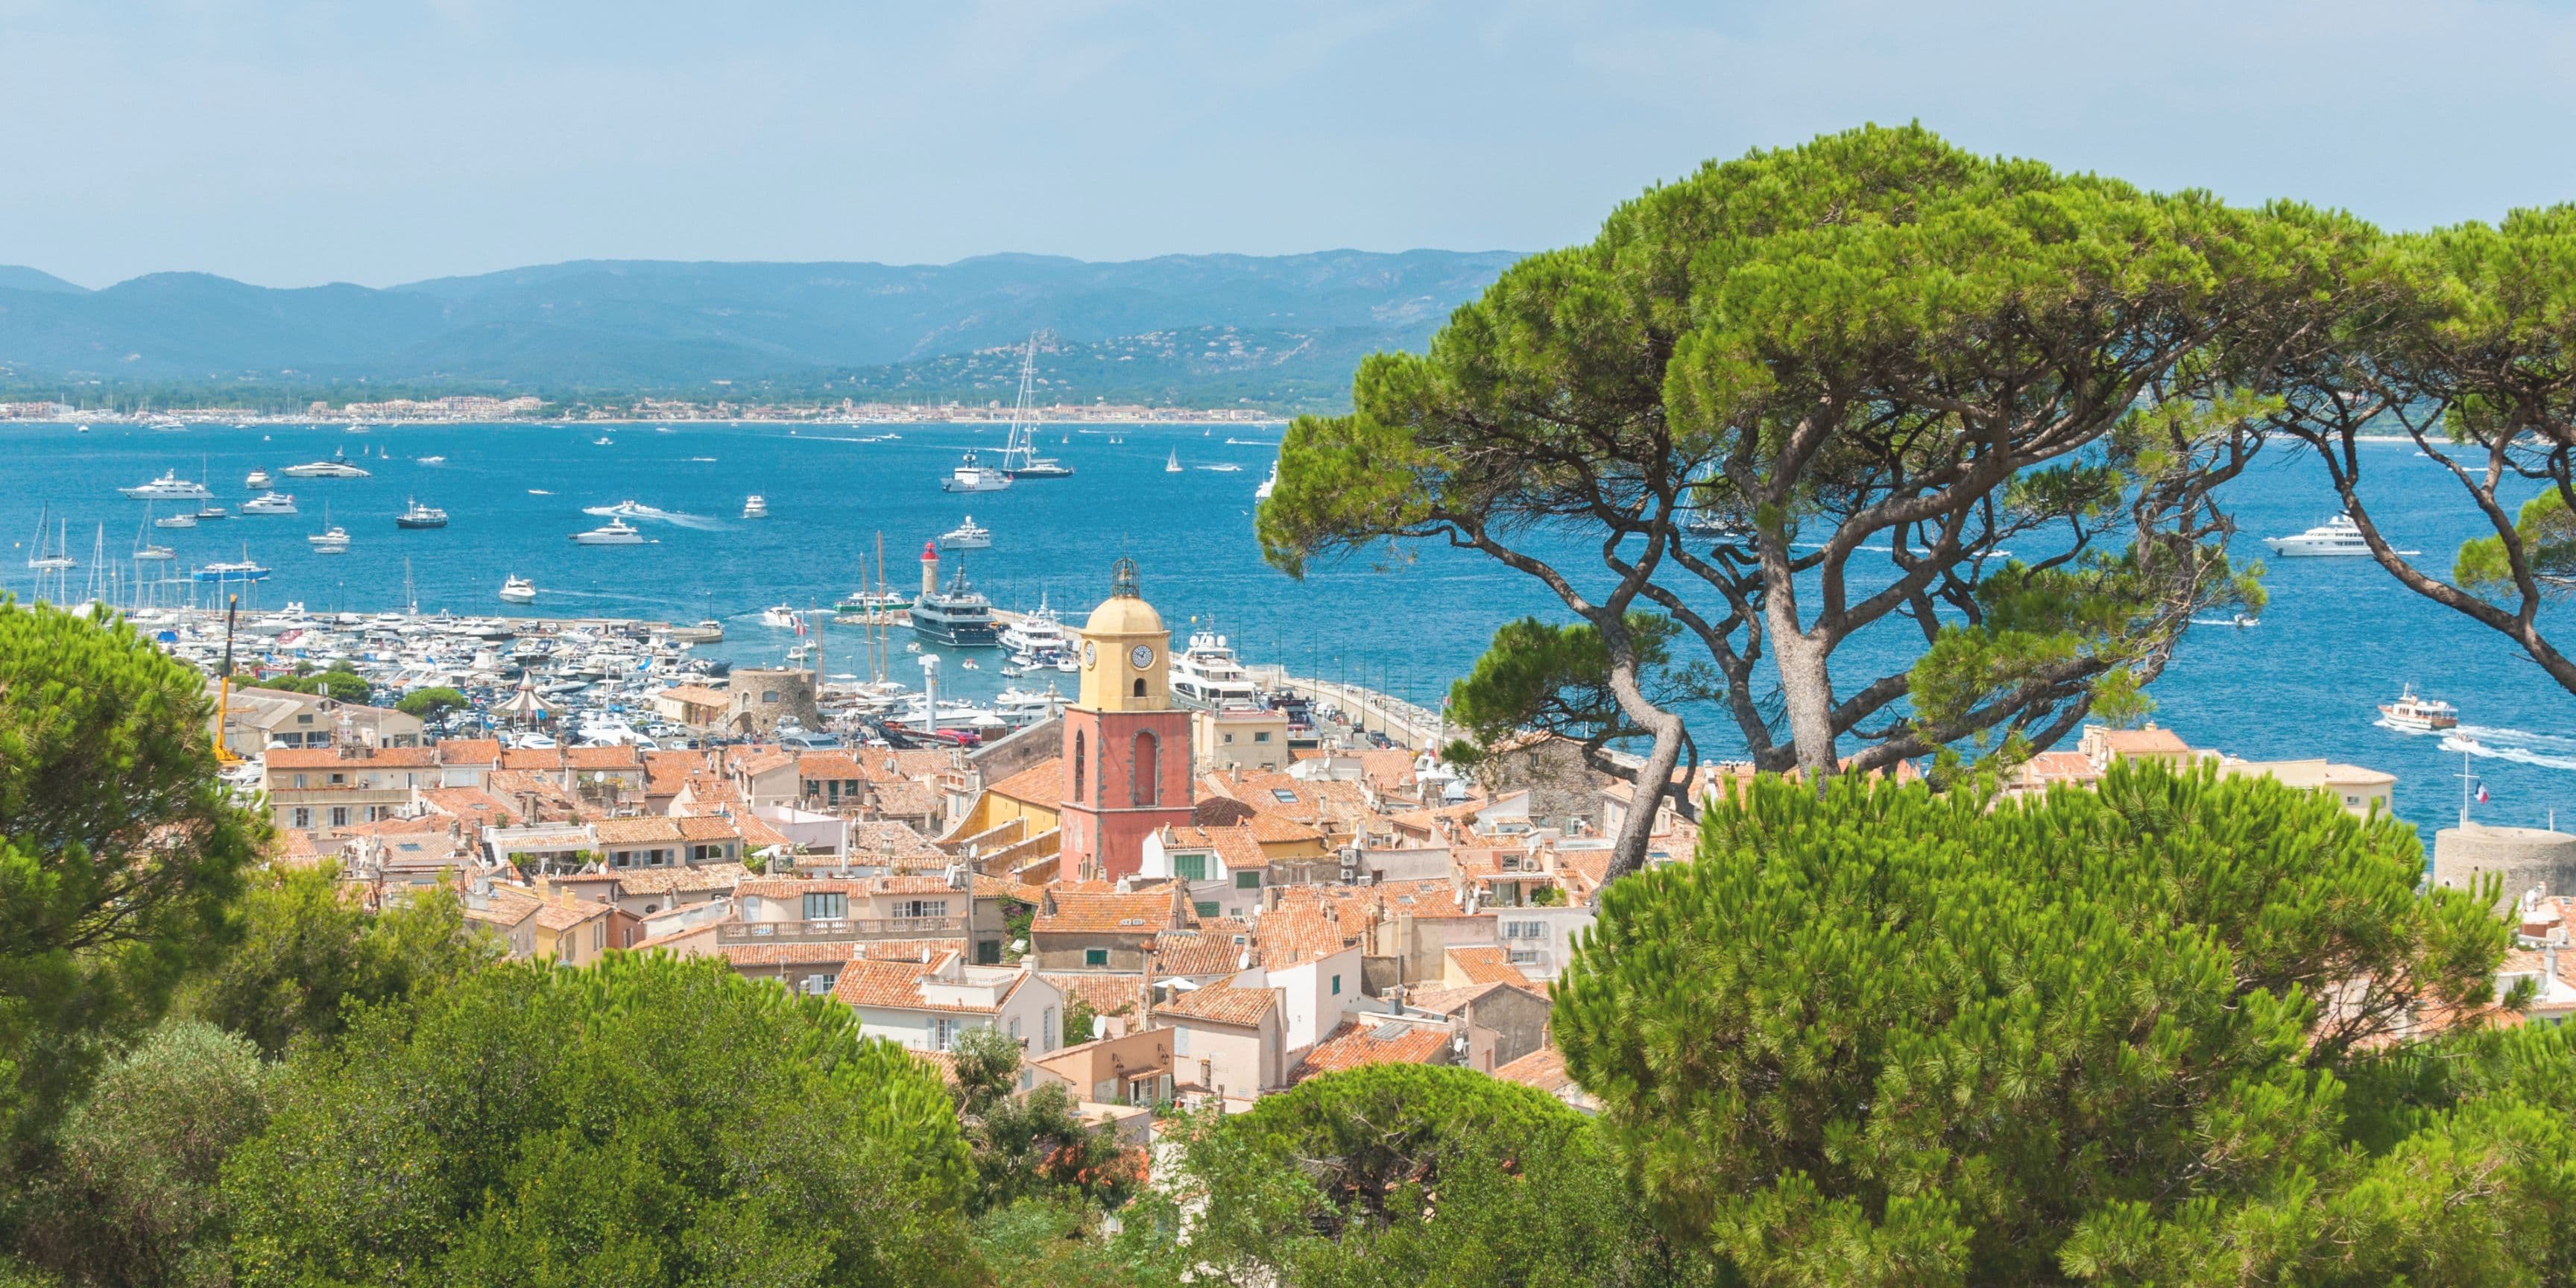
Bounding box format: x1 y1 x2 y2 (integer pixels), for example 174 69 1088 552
5 0 2572 287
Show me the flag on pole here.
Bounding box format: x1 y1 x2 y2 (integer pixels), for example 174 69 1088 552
2477 783 2491 804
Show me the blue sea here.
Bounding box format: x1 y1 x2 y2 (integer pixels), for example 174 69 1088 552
7 418 2575 842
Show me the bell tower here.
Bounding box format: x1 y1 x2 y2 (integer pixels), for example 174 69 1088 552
1059 559 1195 881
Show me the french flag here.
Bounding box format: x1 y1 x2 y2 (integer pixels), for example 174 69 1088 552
2477 783 2491 804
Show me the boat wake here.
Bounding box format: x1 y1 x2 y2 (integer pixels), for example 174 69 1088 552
528 489 552 496
581 502 722 531
2190 616 2261 628
2433 724 2576 774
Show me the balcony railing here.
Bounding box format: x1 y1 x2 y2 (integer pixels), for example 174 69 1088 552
719 916 965 943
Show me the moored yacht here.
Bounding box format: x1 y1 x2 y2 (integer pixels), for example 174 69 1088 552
244 468 272 489
499 575 537 604
1169 630 1260 708
2263 513 2371 557
395 499 449 529
910 541 1000 646
570 517 645 545
2379 684 2460 732
192 555 271 584
154 512 198 529
119 470 213 501
241 491 298 515
281 449 372 479
941 450 1013 493
940 515 992 549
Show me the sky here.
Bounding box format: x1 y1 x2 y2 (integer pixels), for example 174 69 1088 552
5 0 2575 288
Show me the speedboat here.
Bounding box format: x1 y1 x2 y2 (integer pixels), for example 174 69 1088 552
120 470 213 500
1199 462 1243 473
244 468 273 489
241 491 298 515
2379 684 2460 732
940 516 992 549
941 450 1013 493
417 455 446 465
742 495 769 519
1255 460 1277 499
499 575 537 604
281 449 371 479
760 604 803 630
570 518 645 545
395 499 449 529
2263 513 2371 557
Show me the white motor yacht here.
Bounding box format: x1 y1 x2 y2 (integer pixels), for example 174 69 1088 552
307 524 350 553
154 513 198 529
941 450 1014 493
244 468 273 489
281 449 371 479
570 518 646 545
499 575 537 604
1169 630 1262 708
760 604 804 630
2379 684 2460 732
120 470 213 501
742 495 769 519
940 515 992 549
2263 513 2372 557
241 491 298 515
131 540 176 561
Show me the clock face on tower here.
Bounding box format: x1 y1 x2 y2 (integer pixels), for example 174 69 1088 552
1129 644 1155 670
1082 642 1096 668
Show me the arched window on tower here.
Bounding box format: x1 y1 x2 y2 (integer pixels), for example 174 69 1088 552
1072 730 1087 801
1133 678 1146 699
1131 731 1159 806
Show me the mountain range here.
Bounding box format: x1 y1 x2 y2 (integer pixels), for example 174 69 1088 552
0 251 1523 410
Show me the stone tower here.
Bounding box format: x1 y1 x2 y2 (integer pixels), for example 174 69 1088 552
1059 559 1194 881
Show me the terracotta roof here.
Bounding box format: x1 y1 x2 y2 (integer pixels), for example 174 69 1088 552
856 937 971 964
499 748 566 771
738 751 797 777
605 863 745 895
1158 824 1267 872
848 820 945 862
973 874 1046 906
831 956 1029 1015
1152 926 1251 977
888 749 955 780
419 787 520 828
1294 1019 1452 1082
565 745 643 771
1256 903 1359 970
795 751 870 782
656 684 728 707
1407 981 1541 1014
2094 726 2190 754
1155 983 1277 1028
720 941 868 967
1033 888 1180 935
531 897 613 932
1193 797 1257 827
1043 972 1150 1017
867 781 942 820
1243 810 1325 845
339 813 458 839
985 756 1066 806
434 739 502 765
1491 1046 1573 1092
266 746 442 770
1445 946 1535 988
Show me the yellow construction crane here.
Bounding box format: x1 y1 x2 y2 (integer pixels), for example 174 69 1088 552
214 594 244 767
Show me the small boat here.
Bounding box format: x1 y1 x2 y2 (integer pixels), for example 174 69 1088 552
307 525 350 553
130 543 175 562
192 557 271 584
941 450 1014 493
2379 684 2460 733
154 514 198 530
760 604 803 630
593 436 614 446
742 495 769 520
940 515 992 549
1165 449 1183 474
119 469 213 501
570 518 645 545
1255 460 1277 499
499 575 537 604
417 455 446 465
959 658 979 671
1199 463 1243 473
241 491 298 515
244 468 273 488
195 505 230 520
395 499 449 529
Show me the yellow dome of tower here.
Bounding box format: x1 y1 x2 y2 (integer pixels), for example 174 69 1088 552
1074 558 1170 711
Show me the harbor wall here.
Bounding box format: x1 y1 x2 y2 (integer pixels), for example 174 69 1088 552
2432 822 2576 909
1246 666 1443 750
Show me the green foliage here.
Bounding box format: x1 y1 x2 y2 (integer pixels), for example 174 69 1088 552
248 666 367 705
1443 614 1695 767
221 954 973 1287
1162 1066 1711 1287
974 1197 1178 1288
178 862 497 1055
0 602 262 1141
392 686 467 719
1061 998 1096 1046
1553 760 2517 1285
950 1026 1141 1213
2457 487 2576 597
14 1020 273 1287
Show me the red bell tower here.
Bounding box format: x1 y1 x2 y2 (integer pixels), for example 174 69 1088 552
1059 559 1194 881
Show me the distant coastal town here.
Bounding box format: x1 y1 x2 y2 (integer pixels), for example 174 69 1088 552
0 394 1286 426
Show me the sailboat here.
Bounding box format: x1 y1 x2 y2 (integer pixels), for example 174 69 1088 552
1164 448 1183 474
997 337 1073 479
25 508 77 603
308 501 350 553
131 510 175 562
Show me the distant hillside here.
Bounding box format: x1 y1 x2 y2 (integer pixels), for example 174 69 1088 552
0 251 1521 411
